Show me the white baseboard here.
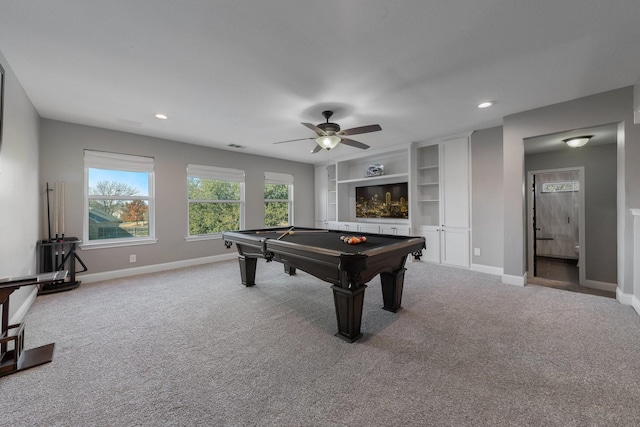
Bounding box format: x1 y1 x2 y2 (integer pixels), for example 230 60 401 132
632 295 640 315
80 253 237 284
583 279 617 293
502 272 526 287
616 288 633 306
10 286 38 325
471 264 503 276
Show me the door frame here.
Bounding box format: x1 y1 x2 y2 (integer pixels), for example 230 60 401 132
526 166 585 285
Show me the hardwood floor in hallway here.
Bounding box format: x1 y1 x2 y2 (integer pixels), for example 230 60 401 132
528 256 616 299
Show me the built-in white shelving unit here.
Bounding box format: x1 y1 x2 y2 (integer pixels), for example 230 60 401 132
315 146 411 235
411 134 471 268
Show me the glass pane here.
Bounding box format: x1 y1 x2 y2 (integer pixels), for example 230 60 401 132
188 178 240 200
88 199 149 240
189 202 240 235
264 183 289 200
88 168 149 196
265 202 289 227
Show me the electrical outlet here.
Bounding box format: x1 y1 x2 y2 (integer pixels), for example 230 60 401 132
474 248 481 256
129 254 136 263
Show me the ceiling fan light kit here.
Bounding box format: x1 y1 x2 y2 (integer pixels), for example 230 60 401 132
316 135 341 149
274 110 381 153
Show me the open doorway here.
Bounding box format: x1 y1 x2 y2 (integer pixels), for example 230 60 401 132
524 124 618 298
528 168 584 287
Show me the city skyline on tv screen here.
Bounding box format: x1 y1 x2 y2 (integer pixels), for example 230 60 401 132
355 183 408 219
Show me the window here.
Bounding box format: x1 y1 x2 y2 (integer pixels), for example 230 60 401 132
264 172 293 227
187 164 244 238
83 150 155 248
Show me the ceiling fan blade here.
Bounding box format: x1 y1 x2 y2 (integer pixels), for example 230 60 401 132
310 144 323 154
340 138 370 150
339 124 381 136
273 137 315 144
302 122 326 136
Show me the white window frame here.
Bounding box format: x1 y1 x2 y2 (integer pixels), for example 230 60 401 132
264 171 294 227
186 164 245 241
82 150 156 249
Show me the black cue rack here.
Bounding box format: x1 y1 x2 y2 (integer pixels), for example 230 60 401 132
37 237 87 294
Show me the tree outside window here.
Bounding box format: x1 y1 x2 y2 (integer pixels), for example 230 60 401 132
264 172 293 227
84 150 155 246
187 165 244 236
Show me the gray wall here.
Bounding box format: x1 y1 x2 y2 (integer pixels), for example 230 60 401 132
471 126 504 269
39 119 315 275
525 144 617 283
503 86 640 294
0 50 41 319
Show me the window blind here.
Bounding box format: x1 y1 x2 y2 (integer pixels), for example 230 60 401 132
187 164 245 182
264 171 293 185
84 150 154 172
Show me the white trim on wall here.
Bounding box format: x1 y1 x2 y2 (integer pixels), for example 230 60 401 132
502 273 526 286
471 264 503 276
79 253 237 283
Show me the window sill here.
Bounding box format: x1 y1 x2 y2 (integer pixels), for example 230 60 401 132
185 234 222 242
80 238 158 250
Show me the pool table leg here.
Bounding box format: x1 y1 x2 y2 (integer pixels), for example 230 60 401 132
283 264 296 275
380 268 406 312
331 284 367 342
238 255 257 287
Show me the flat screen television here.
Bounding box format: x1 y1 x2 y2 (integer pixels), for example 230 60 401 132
355 182 408 219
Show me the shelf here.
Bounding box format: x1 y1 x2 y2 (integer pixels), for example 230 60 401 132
337 172 408 185
419 199 440 202
418 182 439 186
418 165 439 170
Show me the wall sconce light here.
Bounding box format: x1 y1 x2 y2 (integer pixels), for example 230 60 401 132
563 135 592 148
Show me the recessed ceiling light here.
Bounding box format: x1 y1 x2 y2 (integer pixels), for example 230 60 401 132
478 101 494 109
155 113 168 120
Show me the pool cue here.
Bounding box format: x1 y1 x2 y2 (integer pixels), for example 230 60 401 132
54 182 59 241
256 229 329 234
45 182 52 242
60 181 65 241
276 227 295 240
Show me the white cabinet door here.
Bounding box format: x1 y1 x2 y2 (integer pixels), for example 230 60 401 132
358 224 380 234
326 221 340 230
338 222 359 232
380 225 411 236
441 138 469 228
441 227 470 268
420 227 441 263
314 165 328 223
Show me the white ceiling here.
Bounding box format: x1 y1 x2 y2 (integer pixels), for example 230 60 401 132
1 1 639 164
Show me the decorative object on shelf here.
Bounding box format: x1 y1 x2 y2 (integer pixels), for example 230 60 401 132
367 164 384 177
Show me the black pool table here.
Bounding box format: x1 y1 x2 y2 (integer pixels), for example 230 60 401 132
222 227 425 342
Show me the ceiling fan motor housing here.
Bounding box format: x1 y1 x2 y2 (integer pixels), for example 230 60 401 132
318 122 340 134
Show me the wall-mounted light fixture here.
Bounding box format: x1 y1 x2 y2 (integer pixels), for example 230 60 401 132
563 135 592 148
